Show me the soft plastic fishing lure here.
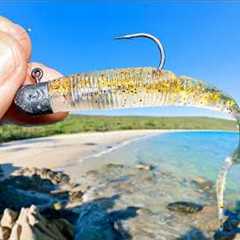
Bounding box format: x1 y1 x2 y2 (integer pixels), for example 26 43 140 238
14 33 240 227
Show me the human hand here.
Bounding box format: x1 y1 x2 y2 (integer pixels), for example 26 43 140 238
0 16 68 125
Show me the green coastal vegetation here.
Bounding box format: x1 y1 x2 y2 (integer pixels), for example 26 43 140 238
0 115 238 143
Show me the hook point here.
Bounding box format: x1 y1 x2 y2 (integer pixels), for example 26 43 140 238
114 34 134 40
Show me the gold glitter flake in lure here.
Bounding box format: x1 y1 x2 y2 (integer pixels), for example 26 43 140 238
14 33 240 230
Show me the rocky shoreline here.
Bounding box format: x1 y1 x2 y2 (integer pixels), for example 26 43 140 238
0 163 239 240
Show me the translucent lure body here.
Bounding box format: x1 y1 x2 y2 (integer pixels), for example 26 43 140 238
47 67 240 119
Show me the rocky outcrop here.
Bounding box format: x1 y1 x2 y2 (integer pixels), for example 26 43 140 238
3 163 240 239
69 190 84 203
14 168 71 186
0 205 73 240
1 209 18 229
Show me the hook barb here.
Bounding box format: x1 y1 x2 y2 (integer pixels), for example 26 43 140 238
114 33 165 71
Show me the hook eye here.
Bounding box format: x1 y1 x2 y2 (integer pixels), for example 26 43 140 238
31 67 43 84
114 33 165 71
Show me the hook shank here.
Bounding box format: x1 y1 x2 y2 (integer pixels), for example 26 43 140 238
114 33 165 70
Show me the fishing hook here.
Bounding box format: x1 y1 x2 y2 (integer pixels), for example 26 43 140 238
115 33 165 71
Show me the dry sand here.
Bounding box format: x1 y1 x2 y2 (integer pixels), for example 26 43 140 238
0 130 168 181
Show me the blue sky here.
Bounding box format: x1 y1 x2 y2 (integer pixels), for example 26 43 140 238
1 1 240 118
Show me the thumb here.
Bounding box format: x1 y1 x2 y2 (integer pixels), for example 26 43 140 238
0 31 27 119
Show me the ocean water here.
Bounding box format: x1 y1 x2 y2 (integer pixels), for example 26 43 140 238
91 131 240 204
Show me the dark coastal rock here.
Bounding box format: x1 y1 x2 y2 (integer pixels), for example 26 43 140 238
60 175 71 185
52 201 64 211
3 175 55 193
69 190 84 202
0 167 4 178
14 167 71 186
50 190 69 200
0 184 49 212
84 142 97 146
213 210 240 240
135 162 155 171
86 170 99 176
191 176 214 192
0 226 11 240
214 230 236 240
52 218 74 240
75 204 117 240
40 208 79 224
105 163 125 169
50 171 70 185
0 166 78 215
167 201 203 214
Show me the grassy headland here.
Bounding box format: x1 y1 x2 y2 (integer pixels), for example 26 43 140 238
0 115 238 143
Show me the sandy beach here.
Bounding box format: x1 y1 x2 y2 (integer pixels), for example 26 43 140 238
1 129 235 180
0 130 167 181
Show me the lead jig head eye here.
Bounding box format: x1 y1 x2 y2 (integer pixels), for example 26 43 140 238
31 67 43 84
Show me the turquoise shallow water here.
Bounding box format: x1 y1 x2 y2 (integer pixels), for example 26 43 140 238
93 131 240 204
76 131 240 238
